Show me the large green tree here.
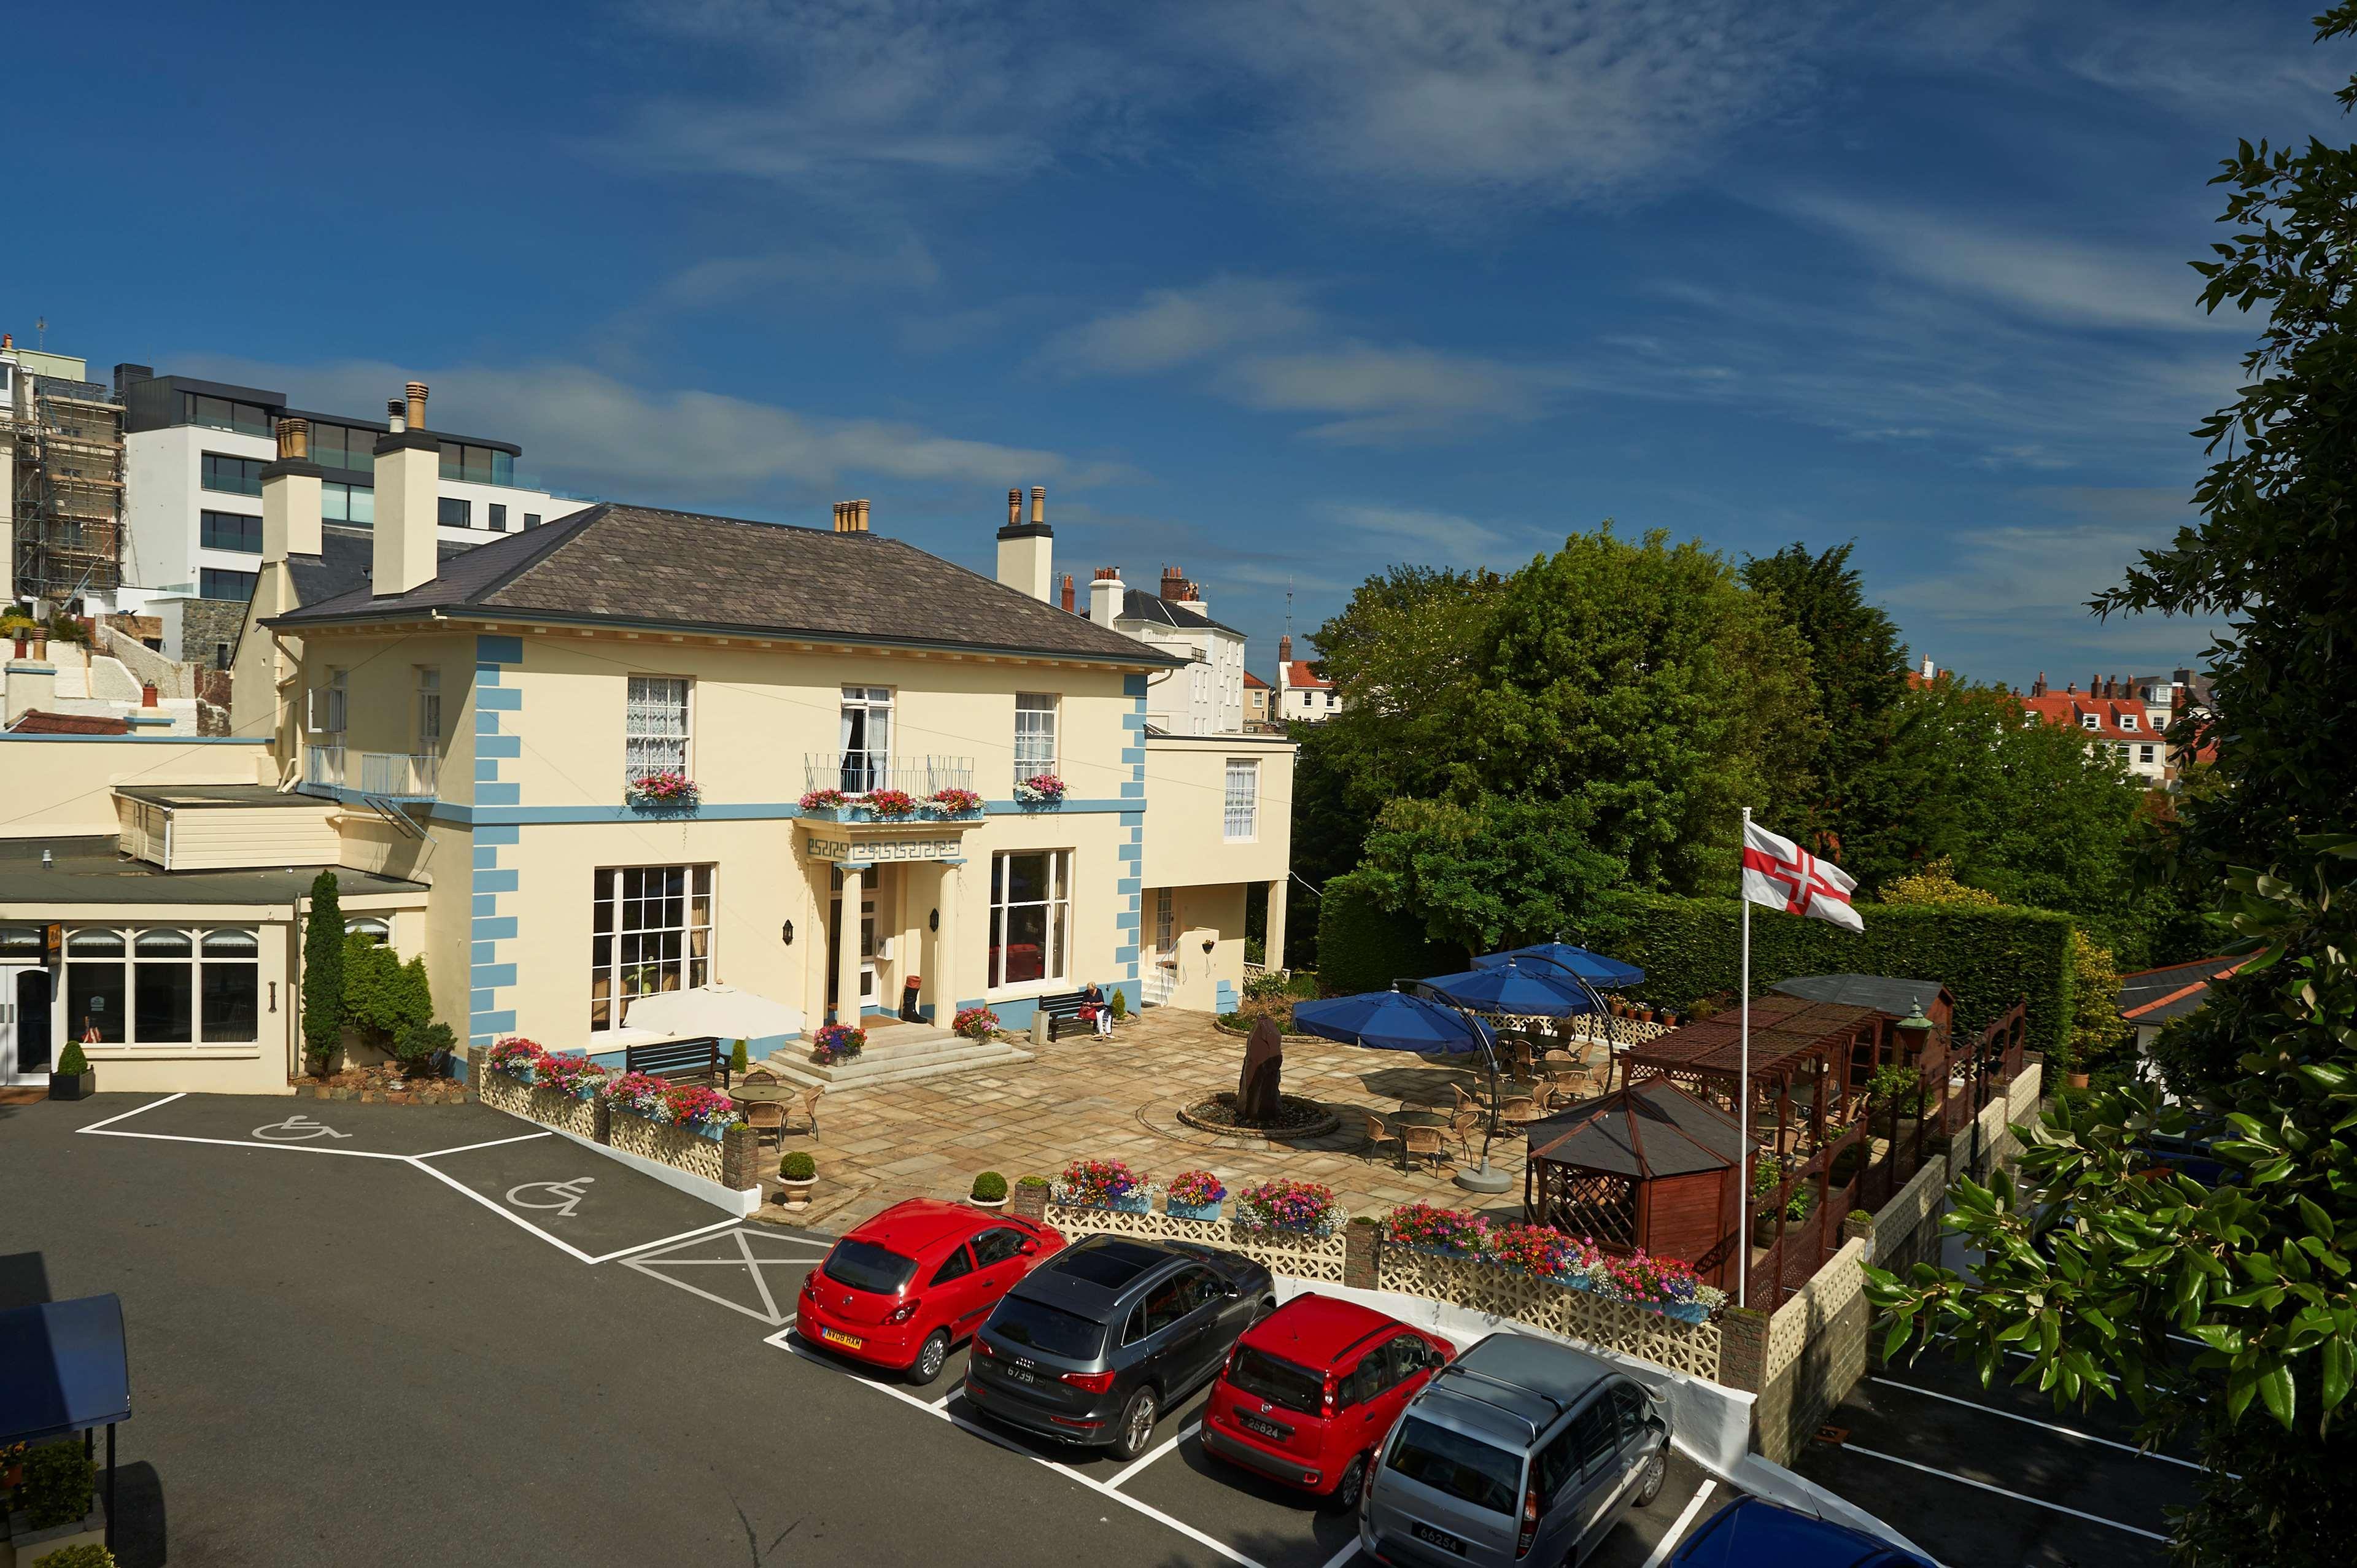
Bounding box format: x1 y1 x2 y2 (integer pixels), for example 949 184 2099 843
1355 794 1627 955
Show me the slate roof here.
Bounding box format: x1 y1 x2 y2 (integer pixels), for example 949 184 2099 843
0 836 421 906
284 525 474 608
1097 587 1244 638
1771 974 1948 1019
267 504 1181 666
2118 956 2245 1025
1525 1077 1751 1179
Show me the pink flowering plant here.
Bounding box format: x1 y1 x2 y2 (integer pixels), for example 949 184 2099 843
1379 1203 1724 1315
811 1022 866 1064
535 1051 608 1098
864 788 919 819
1164 1170 1228 1210
486 1037 543 1078
627 771 698 805
597 1071 671 1119
1058 1157 1147 1210
929 787 985 816
1234 1179 1342 1237
1013 772 1067 804
660 1083 742 1133
1384 1202 1487 1255
797 787 848 811
952 1006 1000 1043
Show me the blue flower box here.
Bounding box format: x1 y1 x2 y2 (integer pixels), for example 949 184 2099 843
1166 1200 1223 1222
1660 1300 1710 1324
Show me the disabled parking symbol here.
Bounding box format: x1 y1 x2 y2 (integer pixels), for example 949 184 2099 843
250 1114 352 1142
505 1177 595 1218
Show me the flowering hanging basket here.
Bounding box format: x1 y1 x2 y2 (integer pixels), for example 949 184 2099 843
1013 773 1067 805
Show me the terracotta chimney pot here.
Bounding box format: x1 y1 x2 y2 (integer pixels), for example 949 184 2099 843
1030 485 1045 525
854 498 870 532
405 382 429 431
1061 573 1075 613
1008 489 1022 527
141 682 158 708
1279 634 1293 665
277 416 309 462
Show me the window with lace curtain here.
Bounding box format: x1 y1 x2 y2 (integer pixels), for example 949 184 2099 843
625 676 691 784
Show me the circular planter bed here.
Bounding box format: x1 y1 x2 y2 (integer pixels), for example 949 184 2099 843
1177 1092 1339 1140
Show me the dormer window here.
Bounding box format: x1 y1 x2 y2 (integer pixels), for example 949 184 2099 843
2119 713 2137 730
2081 714 2099 732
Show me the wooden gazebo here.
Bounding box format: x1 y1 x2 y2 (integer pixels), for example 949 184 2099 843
1620 995 1884 1307
1523 1078 1754 1289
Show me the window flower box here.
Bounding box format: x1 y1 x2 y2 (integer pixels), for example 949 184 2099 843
928 787 985 819
626 771 699 813
863 788 919 821
1013 773 1066 806
1163 1169 1228 1222
797 787 850 820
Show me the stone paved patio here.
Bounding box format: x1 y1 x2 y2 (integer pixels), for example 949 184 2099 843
762 1010 1538 1232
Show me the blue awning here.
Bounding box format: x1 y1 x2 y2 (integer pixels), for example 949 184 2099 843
1423 960 1598 1018
0 1294 131 1446
1291 990 1500 1056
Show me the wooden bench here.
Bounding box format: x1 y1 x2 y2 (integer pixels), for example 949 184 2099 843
1037 991 1123 1041
623 1035 729 1088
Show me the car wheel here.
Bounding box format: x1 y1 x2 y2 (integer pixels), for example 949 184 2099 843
1325 1450 1372 1513
1111 1386 1159 1460
1632 1447 1667 1508
908 1330 951 1387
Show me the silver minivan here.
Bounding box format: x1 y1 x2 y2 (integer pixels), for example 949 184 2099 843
1360 1332 1668 1567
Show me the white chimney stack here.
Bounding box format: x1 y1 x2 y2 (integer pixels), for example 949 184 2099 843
261 417 323 565
373 381 439 597
1088 566 1123 628
995 482 1053 601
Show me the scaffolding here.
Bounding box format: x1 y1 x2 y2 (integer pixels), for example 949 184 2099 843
7 371 124 603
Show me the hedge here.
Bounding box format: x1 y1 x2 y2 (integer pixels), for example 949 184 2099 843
1591 891 2075 1057
1315 871 1468 997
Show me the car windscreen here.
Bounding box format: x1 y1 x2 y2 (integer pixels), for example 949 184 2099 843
1226 1345 1325 1415
988 1295 1107 1360
1385 1416 1522 1516
822 1239 917 1295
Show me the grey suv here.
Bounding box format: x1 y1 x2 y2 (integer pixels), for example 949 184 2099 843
964 1234 1277 1459
1360 1333 1669 1567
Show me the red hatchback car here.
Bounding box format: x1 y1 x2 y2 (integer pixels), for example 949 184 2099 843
797 1200 1066 1384
1202 1293 1455 1510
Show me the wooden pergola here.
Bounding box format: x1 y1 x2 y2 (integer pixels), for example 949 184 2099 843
1523 1078 1754 1289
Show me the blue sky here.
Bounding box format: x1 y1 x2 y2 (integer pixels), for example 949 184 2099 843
11 1 2345 687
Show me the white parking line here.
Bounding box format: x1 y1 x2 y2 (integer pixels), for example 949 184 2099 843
1640 1479 1716 1568
770 1328 1271 1568
75 1092 185 1131
413 1130 552 1159
584 1214 752 1265
1838 1442 2169 1542
1107 1421 1199 1490
1868 1377 2217 1473
1316 1537 1364 1568
84 1129 412 1160
406 1155 598 1264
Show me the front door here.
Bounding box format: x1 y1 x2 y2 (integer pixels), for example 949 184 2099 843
1 967 53 1086
827 875 879 1016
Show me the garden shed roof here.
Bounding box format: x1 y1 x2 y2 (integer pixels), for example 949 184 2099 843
1770 974 1948 1019
1624 994 1880 1083
1525 1078 1752 1180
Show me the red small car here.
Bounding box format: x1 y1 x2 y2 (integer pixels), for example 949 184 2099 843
797 1199 1066 1383
1202 1292 1455 1510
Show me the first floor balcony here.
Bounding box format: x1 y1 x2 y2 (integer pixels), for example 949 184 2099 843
301 744 439 802
802 752 973 797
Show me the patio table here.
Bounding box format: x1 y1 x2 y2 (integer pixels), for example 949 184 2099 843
730 1082 797 1106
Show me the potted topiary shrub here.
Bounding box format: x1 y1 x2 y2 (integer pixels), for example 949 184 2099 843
48 1041 95 1101
777 1151 818 1209
970 1171 1008 1210
14 1437 104 1560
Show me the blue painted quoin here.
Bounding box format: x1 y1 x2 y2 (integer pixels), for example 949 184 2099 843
468 634 524 1047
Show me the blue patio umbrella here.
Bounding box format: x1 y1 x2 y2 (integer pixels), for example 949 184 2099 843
1291 986 1516 1194
1474 941 1645 991
1423 960 1598 1018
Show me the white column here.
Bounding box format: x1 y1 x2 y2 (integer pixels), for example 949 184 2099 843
1264 878 1289 972
931 858 963 1021
835 862 865 1024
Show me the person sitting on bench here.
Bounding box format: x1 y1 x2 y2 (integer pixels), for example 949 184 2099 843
1079 981 1112 1038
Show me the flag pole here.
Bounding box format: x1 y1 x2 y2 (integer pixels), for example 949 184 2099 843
1738 805 1751 1311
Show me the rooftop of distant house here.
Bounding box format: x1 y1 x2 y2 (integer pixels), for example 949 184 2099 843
0 835 422 906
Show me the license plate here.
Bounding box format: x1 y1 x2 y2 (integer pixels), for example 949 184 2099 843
1003 1365 1036 1385
1238 1413 1289 1442
1411 1522 1468 1557
819 1328 864 1350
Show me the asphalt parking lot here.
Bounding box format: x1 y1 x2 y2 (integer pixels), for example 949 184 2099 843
8 1091 1738 1568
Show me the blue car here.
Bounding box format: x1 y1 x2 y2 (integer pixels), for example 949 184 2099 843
1670 1496 1937 1567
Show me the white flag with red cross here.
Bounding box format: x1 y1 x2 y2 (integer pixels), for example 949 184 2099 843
1741 820 1864 932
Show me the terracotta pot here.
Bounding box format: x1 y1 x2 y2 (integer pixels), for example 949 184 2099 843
2065 1072 2091 1090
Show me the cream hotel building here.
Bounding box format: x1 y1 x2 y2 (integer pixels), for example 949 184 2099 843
0 383 1294 1095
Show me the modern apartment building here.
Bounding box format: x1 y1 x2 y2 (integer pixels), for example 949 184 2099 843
118 369 586 603
0 384 1294 1095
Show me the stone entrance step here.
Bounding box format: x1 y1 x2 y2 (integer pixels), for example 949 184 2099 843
762 1027 1034 1089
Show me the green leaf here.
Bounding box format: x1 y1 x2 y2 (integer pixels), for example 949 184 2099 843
2258 1363 2296 1430
2323 1337 2353 1413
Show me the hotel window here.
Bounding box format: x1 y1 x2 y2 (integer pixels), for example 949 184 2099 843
1155 886 1174 953
200 510 262 553
625 676 691 784
838 686 892 792
2120 713 2138 730
590 866 713 1030
309 668 347 735
524 512 542 528
489 503 508 531
438 496 472 528
199 568 258 601
62 927 259 1047
322 481 375 525
1014 693 1058 780
2081 714 2100 732
344 917 391 946
1223 759 1258 841
201 452 265 496
989 851 1070 989
416 668 443 754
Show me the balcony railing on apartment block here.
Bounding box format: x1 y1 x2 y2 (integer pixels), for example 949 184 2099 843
299 745 438 802
802 753 974 797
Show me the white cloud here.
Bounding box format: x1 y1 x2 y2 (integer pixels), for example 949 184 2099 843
172 355 1112 504
1781 194 2231 334
1039 277 1318 376
1323 501 1515 561
654 238 942 309
1227 342 1548 442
